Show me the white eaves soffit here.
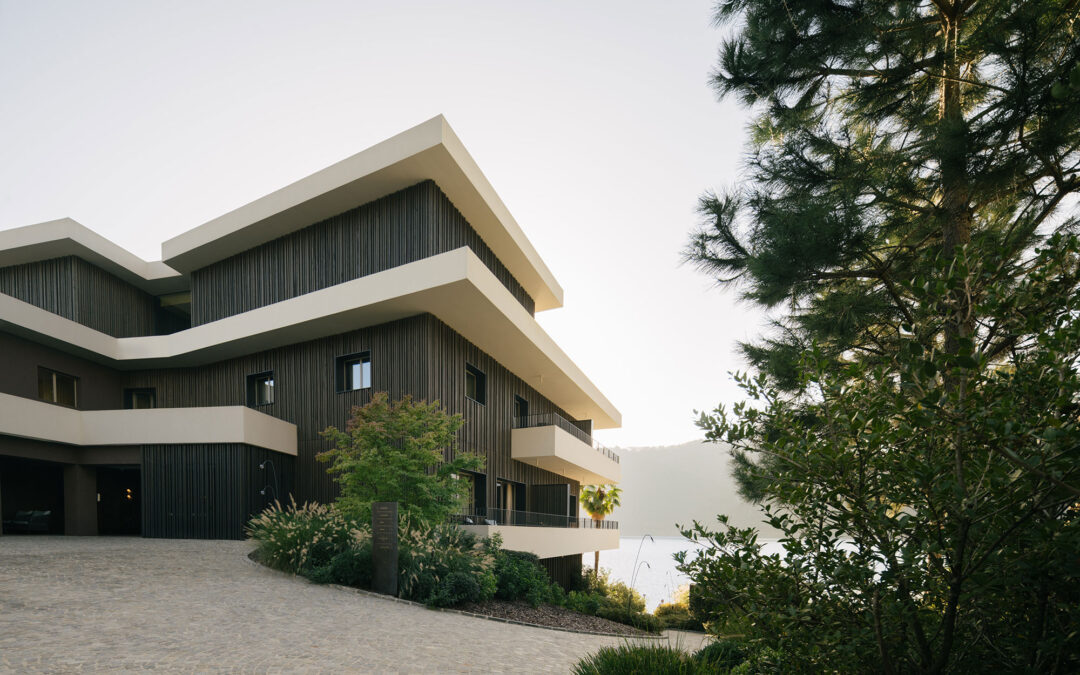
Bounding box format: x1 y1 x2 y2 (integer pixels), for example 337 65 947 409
0 248 620 429
161 115 564 312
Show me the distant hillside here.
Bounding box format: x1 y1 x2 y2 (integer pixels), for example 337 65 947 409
608 440 782 538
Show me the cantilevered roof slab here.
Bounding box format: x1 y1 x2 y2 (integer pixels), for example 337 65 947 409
0 247 618 429
161 115 564 312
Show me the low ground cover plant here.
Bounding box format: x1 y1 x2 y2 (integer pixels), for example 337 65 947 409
573 638 760 674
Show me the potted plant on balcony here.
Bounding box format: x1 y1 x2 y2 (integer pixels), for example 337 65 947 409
579 484 621 578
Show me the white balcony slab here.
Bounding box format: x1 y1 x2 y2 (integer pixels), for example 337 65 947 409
511 425 621 485
460 523 619 559
0 392 297 455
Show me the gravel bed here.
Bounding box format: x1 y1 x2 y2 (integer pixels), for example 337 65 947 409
457 599 652 637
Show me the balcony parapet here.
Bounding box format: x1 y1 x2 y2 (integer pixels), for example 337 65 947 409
511 413 621 485
449 508 618 530
0 392 297 455
453 508 620 558
513 413 619 463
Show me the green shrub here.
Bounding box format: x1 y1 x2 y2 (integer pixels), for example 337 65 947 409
307 543 374 587
655 602 705 632
694 639 748 670
492 549 556 607
399 522 496 607
565 590 603 615
246 499 365 574
573 644 703 675
595 604 665 633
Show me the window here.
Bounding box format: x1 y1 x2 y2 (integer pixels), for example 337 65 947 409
38 367 77 407
454 470 487 514
513 395 529 425
246 371 275 407
335 352 372 392
465 363 486 404
124 388 156 409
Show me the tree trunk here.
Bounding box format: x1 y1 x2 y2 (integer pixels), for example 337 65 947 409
594 550 599 579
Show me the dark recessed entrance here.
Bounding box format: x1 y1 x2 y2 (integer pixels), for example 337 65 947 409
0 456 64 534
97 466 141 535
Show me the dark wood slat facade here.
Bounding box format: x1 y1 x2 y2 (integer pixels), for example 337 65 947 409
122 313 582 512
0 256 185 337
1 172 605 581
141 444 296 539
189 180 536 325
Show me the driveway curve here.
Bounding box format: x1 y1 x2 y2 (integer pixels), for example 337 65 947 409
0 537 687 673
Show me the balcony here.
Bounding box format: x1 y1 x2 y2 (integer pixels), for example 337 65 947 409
0 392 297 455
452 508 620 558
511 413 621 485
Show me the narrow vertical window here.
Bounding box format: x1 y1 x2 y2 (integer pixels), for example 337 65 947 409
336 352 372 392
246 371 275 407
513 395 529 426
465 363 486 405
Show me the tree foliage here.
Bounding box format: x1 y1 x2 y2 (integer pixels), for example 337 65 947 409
684 0 1080 672
319 392 484 525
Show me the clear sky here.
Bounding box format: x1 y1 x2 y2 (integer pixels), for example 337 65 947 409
0 0 762 448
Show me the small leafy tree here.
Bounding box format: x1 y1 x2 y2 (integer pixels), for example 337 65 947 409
580 484 622 577
319 392 484 525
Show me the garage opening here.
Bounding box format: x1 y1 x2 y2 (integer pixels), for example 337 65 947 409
0 456 65 534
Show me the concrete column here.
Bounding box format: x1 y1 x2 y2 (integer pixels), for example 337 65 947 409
63 464 97 535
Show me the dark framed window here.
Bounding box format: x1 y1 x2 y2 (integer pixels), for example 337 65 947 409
465 363 486 405
513 395 529 425
454 469 487 514
495 478 527 523
246 371 275 407
124 388 156 409
38 367 78 408
335 352 372 392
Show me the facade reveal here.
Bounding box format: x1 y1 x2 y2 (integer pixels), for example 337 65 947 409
0 116 621 586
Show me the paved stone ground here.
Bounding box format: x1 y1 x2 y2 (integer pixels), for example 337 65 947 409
0 537 693 673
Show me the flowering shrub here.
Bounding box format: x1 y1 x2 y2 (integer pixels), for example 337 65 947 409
398 520 496 607
246 498 369 575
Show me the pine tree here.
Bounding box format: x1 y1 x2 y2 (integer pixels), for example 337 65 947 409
688 0 1080 392
683 2 1080 671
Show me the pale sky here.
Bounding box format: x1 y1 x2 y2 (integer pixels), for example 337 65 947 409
0 0 762 448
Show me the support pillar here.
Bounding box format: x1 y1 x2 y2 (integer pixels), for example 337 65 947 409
64 464 97 535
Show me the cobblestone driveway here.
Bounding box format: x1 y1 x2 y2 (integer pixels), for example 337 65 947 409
0 537 700 673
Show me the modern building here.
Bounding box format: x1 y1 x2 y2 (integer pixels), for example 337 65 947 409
0 116 621 584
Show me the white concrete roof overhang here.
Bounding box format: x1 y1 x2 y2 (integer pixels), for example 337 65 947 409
0 248 620 429
0 218 186 295
160 115 564 312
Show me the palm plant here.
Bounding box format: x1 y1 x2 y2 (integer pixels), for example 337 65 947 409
579 484 621 577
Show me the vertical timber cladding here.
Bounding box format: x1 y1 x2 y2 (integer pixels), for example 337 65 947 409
541 554 585 590
0 256 161 337
123 315 433 505
141 443 295 539
424 318 583 513
189 180 536 325
124 313 584 510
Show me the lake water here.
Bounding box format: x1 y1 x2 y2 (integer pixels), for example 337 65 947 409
582 535 784 611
